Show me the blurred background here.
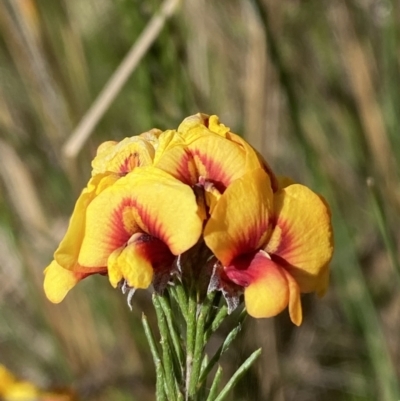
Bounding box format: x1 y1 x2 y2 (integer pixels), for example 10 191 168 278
0 0 399 400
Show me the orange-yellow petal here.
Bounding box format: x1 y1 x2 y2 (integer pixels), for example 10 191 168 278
226 251 290 320
282 269 302 326
43 261 96 303
54 173 119 271
225 131 277 186
204 168 273 266
154 141 198 186
266 184 333 293
108 233 174 288
178 114 276 189
108 244 153 289
155 129 251 190
79 167 202 267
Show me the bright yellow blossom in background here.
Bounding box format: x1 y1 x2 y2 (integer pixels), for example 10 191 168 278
0 365 75 401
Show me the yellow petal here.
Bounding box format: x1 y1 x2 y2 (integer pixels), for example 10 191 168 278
266 184 333 293
207 115 230 137
108 243 153 289
43 261 94 303
282 269 302 326
79 167 202 267
177 113 210 134
108 233 174 289
54 174 119 271
204 168 273 266
91 135 158 176
153 135 198 186
237 253 290 319
177 114 276 190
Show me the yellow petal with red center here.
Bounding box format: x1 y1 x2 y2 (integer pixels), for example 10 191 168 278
153 130 185 162
54 173 119 271
43 261 98 303
266 184 333 293
204 168 273 266
178 114 275 190
108 233 174 288
79 167 202 267
108 244 152 289
92 135 157 176
187 134 253 190
153 131 198 186
225 251 293 320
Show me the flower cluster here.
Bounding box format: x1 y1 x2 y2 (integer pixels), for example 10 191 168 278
44 114 333 325
0 365 75 401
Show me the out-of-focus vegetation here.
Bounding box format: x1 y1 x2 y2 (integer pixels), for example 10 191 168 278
0 0 399 400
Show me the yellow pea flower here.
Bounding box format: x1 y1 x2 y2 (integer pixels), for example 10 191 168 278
44 167 203 302
154 114 278 213
204 168 333 326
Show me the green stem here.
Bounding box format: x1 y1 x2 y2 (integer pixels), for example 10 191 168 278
214 348 262 401
171 284 189 321
153 294 180 400
205 366 223 401
199 323 242 387
189 292 215 397
157 294 185 379
203 305 228 341
141 313 167 401
185 289 197 400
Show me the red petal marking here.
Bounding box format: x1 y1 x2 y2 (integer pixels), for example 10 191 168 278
119 152 140 174
174 148 197 186
108 197 138 249
131 234 175 273
110 196 168 248
224 251 262 287
269 217 295 261
191 148 233 192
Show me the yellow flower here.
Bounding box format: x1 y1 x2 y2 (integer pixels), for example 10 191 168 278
44 131 164 303
154 114 278 213
44 166 203 302
3 382 39 401
204 168 333 325
91 129 161 176
0 365 39 401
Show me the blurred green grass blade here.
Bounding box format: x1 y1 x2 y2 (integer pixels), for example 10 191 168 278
213 348 262 401
331 201 400 401
367 178 400 282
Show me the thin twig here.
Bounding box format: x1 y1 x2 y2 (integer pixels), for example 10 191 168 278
63 0 181 160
